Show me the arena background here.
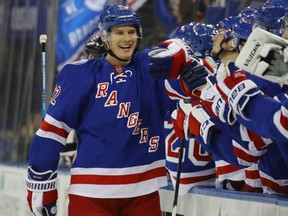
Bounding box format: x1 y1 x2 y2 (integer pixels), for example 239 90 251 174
1 0 288 216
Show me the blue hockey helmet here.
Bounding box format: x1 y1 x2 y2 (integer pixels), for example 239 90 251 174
212 16 240 59
233 15 254 46
238 6 257 17
215 16 239 31
98 5 143 39
253 3 287 36
265 0 288 9
98 5 142 61
214 16 240 41
169 22 213 58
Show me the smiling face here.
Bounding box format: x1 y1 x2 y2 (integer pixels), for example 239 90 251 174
105 25 138 66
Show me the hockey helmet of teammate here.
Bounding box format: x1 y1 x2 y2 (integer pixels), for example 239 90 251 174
265 0 288 9
238 6 257 17
253 3 287 36
212 16 239 59
169 22 213 58
83 35 106 59
233 15 255 50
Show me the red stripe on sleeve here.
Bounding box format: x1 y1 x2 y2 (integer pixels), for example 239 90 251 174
40 120 69 138
233 146 260 163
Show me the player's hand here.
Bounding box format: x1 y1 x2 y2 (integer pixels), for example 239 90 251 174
211 95 236 125
200 81 236 125
171 100 193 140
216 61 261 120
263 49 288 85
26 166 58 216
179 57 215 100
148 38 195 79
235 28 288 85
188 101 216 144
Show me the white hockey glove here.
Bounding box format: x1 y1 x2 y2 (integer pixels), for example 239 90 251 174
235 28 288 85
216 61 262 120
171 100 194 140
26 166 58 216
148 38 196 79
59 130 77 168
200 82 236 125
188 101 216 144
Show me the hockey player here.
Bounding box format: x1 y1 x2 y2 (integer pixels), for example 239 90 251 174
25 5 190 216
164 22 217 195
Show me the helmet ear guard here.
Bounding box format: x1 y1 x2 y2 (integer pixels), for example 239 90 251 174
220 30 238 50
100 30 108 41
229 36 238 49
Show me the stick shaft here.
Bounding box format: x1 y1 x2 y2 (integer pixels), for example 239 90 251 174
41 43 46 119
171 138 185 216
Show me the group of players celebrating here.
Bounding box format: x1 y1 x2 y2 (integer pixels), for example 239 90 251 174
156 0 288 196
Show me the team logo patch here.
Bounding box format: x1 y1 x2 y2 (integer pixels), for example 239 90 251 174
110 70 133 84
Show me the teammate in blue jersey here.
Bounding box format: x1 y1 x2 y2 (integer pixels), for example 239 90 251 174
26 5 178 216
163 22 217 194
175 11 288 194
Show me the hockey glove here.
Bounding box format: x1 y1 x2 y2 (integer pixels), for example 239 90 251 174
171 100 194 140
188 101 216 144
235 28 288 85
179 58 215 100
216 61 262 120
59 130 77 169
26 166 58 216
148 38 195 79
200 80 236 125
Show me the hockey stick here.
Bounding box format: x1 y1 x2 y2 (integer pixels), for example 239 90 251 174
171 138 185 216
39 34 47 119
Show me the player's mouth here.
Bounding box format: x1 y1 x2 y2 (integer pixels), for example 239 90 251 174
119 44 133 50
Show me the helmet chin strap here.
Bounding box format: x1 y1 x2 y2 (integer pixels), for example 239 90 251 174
108 50 131 62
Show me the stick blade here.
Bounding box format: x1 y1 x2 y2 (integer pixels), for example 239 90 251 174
172 206 177 216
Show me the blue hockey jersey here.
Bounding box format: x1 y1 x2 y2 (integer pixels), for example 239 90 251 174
28 50 174 198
